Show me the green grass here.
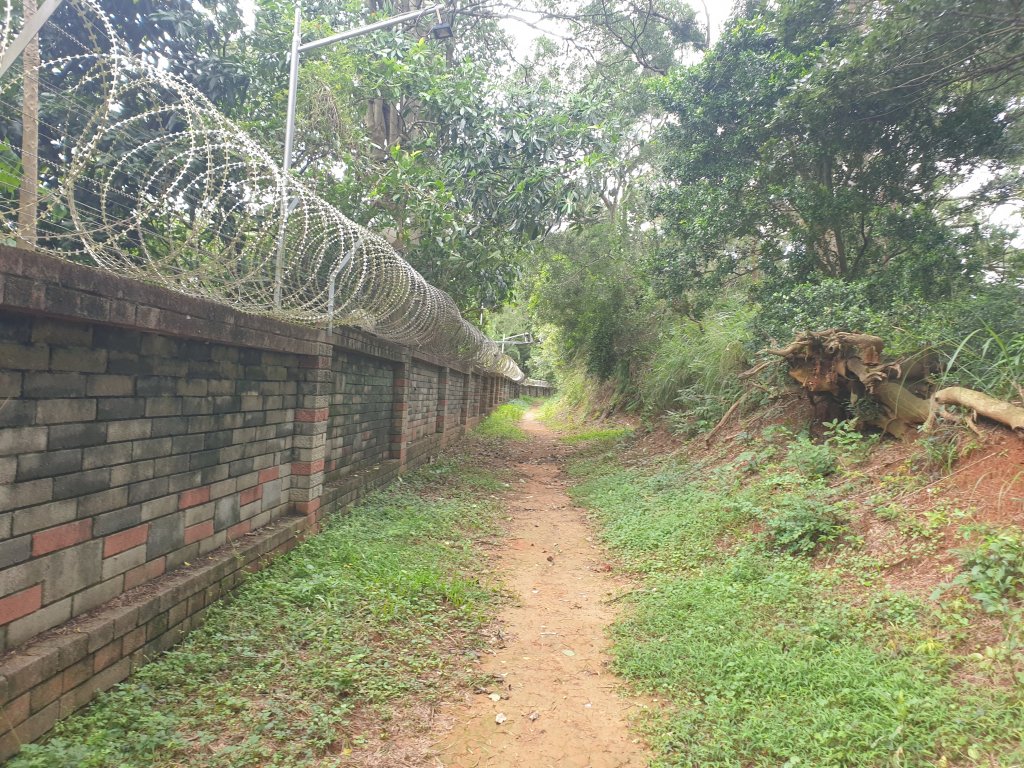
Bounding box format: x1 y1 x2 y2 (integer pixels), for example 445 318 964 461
9 457 503 768
566 442 1024 767
474 400 529 440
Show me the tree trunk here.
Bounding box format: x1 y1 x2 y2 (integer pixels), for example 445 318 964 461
16 0 39 250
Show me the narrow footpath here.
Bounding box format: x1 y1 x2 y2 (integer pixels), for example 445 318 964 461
431 410 651 768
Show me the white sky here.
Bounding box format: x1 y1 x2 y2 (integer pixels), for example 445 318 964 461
498 0 737 58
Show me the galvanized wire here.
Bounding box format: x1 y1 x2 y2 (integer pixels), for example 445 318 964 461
0 0 524 381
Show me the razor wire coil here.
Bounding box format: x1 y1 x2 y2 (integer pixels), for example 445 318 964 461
0 0 524 381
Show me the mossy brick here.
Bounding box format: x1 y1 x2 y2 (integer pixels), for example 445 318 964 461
47 422 108 450
139 496 176 522
52 468 110 501
169 433 204 455
124 557 165 591
12 500 77 536
50 347 107 374
169 471 203 494
139 335 180 358
146 514 184 560
0 342 49 370
7 597 72 648
131 437 172 461
106 418 151 442
128 477 170 505
93 504 143 537
96 396 146 422
24 372 88 399
145 398 183 418
61 657 92 693
0 537 31 569
35 398 96 425
10 699 59 747
72 576 124 616
0 400 35 428
0 314 33 343
109 459 155 487
135 376 177 397
0 372 23 398
101 544 146 581
213 495 239 531
0 479 53 513
84 442 134 472
166 542 199 571
211 396 241 413
90 326 139 352
151 416 190 438
184 501 215 528
85 375 134 397
28 672 63 714
76 487 128 518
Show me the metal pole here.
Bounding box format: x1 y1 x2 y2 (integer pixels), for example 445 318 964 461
273 3 302 310
298 5 441 52
0 0 64 79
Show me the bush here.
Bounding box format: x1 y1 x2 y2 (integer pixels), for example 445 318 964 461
785 436 837 479
763 493 847 555
955 527 1024 613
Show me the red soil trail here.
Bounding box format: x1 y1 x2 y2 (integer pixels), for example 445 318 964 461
431 410 651 768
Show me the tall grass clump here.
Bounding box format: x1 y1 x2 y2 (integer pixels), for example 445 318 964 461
640 302 754 430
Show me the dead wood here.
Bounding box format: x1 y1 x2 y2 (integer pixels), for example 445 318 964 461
933 387 1024 435
705 393 748 446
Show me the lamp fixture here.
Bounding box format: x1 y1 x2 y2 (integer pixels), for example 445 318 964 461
430 7 453 40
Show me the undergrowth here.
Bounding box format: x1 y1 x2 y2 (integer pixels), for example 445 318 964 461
564 434 1024 767
9 457 504 768
473 399 530 440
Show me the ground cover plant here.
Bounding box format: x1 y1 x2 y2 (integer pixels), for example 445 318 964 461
7 411 523 768
473 399 531 440
562 427 1024 767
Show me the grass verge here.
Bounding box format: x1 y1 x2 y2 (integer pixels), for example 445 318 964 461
565 437 1024 767
9 456 506 768
473 399 530 440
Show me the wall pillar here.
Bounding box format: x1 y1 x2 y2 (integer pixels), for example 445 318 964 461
389 356 410 465
436 366 449 435
291 347 332 528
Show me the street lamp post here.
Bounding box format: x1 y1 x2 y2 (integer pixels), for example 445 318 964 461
273 2 449 310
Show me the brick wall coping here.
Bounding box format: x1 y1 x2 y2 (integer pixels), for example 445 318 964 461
0 247 498 378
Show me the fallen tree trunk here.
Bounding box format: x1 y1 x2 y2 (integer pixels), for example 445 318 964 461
933 387 1024 434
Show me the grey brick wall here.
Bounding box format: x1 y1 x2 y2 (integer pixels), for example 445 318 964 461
0 246 525 758
325 351 394 480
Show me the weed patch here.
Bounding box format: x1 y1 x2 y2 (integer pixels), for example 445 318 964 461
566 437 1024 767
474 401 529 440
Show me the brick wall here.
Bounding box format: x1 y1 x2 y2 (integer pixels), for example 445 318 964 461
325 350 394 481
0 246 522 758
407 361 439 445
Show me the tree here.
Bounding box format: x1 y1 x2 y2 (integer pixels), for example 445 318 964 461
651 0 1013 309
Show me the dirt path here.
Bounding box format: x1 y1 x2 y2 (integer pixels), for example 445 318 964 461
431 410 651 768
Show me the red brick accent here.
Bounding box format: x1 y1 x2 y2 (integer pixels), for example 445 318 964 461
93 641 121 673
124 557 165 590
103 524 149 558
291 459 324 476
257 467 280 484
183 520 214 545
239 485 263 506
295 498 321 516
227 520 251 541
178 486 211 510
0 584 42 626
31 520 92 557
294 407 328 422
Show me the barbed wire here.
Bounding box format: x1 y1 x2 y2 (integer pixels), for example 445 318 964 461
0 0 524 381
